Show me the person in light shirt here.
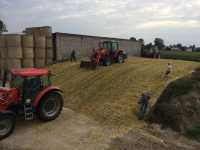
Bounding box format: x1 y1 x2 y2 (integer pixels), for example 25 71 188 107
165 63 172 77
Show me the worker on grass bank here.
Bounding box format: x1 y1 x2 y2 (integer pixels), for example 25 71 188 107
138 92 151 117
70 50 76 62
165 63 172 77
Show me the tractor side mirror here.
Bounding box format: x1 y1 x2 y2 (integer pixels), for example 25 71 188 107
0 79 3 87
0 71 8 87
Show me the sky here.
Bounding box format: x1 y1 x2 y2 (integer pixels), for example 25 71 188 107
0 0 200 46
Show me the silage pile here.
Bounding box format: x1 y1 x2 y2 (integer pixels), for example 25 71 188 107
107 125 200 150
148 68 200 133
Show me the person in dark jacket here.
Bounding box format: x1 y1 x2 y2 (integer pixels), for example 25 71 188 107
70 50 76 62
138 92 150 116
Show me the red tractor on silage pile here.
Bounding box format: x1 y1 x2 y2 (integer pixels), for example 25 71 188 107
80 41 127 69
0 68 63 140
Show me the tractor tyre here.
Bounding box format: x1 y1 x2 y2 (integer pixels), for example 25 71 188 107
0 113 16 140
118 54 124 64
38 91 63 121
103 57 111 66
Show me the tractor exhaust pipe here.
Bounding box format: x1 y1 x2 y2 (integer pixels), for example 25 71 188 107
2 70 7 87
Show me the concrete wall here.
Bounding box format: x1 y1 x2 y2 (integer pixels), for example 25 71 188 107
53 33 142 61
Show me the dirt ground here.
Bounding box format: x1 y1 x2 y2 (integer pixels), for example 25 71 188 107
0 108 110 150
1 108 200 150
107 125 200 150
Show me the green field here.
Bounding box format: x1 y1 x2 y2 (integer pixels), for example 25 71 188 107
49 57 199 130
161 50 200 62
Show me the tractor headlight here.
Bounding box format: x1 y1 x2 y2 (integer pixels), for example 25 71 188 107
25 99 31 104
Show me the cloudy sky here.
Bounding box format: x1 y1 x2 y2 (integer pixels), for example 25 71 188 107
0 0 200 46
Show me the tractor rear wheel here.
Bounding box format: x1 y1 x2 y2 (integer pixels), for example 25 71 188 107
38 91 63 121
0 113 16 140
118 54 124 64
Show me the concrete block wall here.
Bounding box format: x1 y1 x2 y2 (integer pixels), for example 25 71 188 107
119 40 141 56
53 33 142 61
54 34 82 61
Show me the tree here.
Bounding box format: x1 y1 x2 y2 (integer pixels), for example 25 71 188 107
190 45 196 51
144 43 153 49
130 37 137 41
0 20 7 34
154 38 165 50
138 38 144 45
176 43 182 49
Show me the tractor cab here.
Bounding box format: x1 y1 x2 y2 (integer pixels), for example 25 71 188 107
9 68 51 103
99 41 119 52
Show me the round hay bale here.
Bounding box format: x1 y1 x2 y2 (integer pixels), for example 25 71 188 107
35 58 45 68
0 59 1 70
22 34 34 48
46 48 53 58
7 47 23 58
22 58 34 68
0 59 7 70
46 58 53 65
7 58 21 69
35 48 46 58
39 27 52 37
0 35 6 48
5 34 21 47
34 36 46 48
23 48 34 58
46 37 52 48
2 58 11 71
0 48 7 58
0 69 7 80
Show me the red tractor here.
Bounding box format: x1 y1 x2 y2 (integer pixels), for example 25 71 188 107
80 41 127 69
0 68 63 140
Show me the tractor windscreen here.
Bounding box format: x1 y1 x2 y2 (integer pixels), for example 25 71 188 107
103 42 112 50
23 75 50 101
10 76 24 89
112 42 119 50
10 75 50 101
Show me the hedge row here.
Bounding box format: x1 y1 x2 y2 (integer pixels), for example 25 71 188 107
160 51 200 62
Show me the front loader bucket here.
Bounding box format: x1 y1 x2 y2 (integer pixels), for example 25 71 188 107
80 61 97 70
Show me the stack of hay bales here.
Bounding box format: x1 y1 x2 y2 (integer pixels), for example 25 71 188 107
0 27 54 73
46 36 53 65
22 35 34 67
5 34 22 69
24 26 53 67
34 36 46 68
25 26 52 37
0 35 6 77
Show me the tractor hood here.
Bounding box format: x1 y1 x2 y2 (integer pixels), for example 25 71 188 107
0 87 12 100
0 87 18 110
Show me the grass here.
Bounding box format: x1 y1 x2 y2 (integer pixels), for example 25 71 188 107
49 57 199 129
161 50 200 62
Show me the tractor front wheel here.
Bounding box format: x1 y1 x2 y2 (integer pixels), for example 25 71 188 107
118 54 124 64
103 57 111 66
38 91 63 121
0 113 16 140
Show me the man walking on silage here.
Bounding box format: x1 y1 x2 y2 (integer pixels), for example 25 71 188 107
138 92 151 119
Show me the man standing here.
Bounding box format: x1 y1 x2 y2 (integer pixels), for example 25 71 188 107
138 92 151 117
70 50 76 62
165 63 172 77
